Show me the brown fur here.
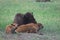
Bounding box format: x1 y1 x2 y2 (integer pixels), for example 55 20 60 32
37 23 44 31
6 23 43 34
5 23 18 34
15 23 41 33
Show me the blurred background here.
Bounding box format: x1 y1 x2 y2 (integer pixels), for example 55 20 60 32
0 0 60 40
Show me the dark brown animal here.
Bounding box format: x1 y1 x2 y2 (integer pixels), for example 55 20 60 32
15 23 43 33
13 13 24 26
23 12 37 24
15 23 37 33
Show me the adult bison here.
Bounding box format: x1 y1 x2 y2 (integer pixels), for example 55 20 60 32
23 12 37 24
13 13 24 26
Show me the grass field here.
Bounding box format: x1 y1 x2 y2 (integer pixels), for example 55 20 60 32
0 0 60 40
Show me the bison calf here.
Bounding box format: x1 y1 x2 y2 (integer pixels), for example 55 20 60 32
15 23 43 33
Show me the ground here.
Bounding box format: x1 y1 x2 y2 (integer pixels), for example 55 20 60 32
0 0 60 40
0 32 60 40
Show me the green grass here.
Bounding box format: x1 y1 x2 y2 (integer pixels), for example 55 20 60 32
0 0 60 40
0 0 60 34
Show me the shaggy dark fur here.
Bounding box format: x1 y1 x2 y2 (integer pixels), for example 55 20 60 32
9 12 43 34
23 12 37 24
13 13 24 26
